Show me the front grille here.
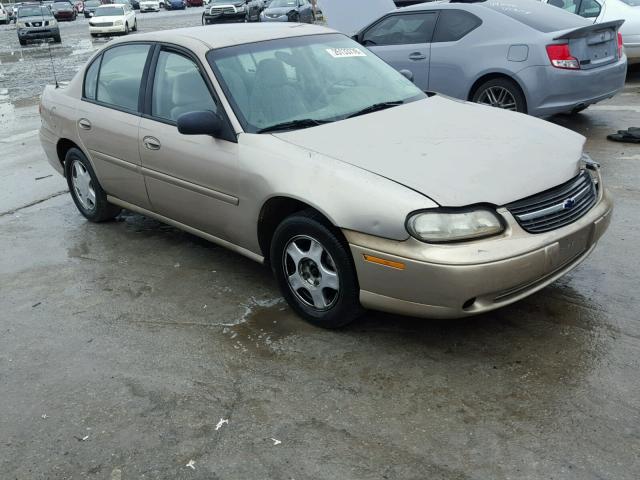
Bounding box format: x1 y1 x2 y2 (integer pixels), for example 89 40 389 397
92 21 113 26
26 21 49 27
209 6 235 15
507 171 598 233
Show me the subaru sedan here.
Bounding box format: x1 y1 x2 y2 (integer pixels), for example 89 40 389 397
354 0 627 116
39 24 612 328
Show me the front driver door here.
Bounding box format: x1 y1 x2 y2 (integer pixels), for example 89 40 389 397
138 46 241 242
360 12 438 92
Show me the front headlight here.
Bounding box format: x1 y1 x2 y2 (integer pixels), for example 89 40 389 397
114 19 123 25
17 21 27 28
235 5 245 11
407 208 504 243
49 19 58 26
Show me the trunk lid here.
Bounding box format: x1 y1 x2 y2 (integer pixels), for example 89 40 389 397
553 19 625 69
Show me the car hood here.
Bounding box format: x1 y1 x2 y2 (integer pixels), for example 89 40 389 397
273 96 585 207
91 14 124 20
265 6 296 14
20 15 55 21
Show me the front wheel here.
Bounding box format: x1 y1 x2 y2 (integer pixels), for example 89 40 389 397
124 22 129 34
53 34 61 43
270 211 362 328
471 77 526 114
64 148 121 222
19 38 27 46
132 19 137 31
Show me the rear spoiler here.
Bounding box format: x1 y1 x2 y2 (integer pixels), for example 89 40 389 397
554 19 624 40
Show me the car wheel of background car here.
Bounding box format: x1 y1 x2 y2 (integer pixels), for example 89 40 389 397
54 34 62 43
19 38 27 46
270 210 363 329
132 20 137 31
124 22 129 34
91 33 98 37
472 77 526 114
64 148 121 222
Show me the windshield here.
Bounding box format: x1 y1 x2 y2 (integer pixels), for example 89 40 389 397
95 6 124 15
208 33 425 133
18 5 51 16
85 0 101 5
268 0 296 7
211 0 240 3
620 0 640 5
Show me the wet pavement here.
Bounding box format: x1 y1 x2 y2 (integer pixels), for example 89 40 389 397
1 13 640 480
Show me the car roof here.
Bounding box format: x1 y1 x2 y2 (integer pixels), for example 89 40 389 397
115 23 338 50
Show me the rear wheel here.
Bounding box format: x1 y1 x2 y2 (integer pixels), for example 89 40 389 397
132 19 137 31
472 77 526 114
64 148 121 222
124 22 129 34
270 211 362 329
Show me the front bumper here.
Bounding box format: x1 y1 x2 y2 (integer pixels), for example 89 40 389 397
518 57 627 117
18 27 59 39
345 184 613 319
89 24 126 34
140 5 160 11
203 12 246 22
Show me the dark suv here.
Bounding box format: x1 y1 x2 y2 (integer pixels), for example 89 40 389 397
202 0 262 24
16 4 61 45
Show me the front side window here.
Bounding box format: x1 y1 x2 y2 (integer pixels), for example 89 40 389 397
362 13 438 46
432 10 482 42
151 50 216 122
208 33 425 133
96 44 150 111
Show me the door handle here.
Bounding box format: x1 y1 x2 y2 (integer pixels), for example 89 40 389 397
78 118 92 130
408 52 427 61
143 136 161 151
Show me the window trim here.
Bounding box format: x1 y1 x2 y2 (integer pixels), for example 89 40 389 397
81 41 155 117
143 42 237 143
359 11 440 46
431 9 483 44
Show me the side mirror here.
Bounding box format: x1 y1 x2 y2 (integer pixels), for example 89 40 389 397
177 111 223 137
399 69 414 83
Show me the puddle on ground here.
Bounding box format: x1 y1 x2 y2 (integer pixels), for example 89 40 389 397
223 301 315 356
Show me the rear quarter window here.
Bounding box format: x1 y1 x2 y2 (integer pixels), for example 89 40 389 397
432 10 482 42
83 56 101 100
484 0 591 33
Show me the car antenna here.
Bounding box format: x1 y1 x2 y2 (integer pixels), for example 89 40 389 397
47 40 60 88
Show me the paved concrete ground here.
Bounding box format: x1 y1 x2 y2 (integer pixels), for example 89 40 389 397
1 12 639 480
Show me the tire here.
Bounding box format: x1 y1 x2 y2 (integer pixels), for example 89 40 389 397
471 77 526 114
64 148 121 222
91 33 97 37
19 38 27 46
124 22 129 34
132 20 137 31
54 34 61 43
270 210 363 329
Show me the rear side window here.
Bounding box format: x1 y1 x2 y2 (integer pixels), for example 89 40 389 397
96 44 150 112
84 56 101 100
362 13 438 46
485 0 591 33
433 10 481 43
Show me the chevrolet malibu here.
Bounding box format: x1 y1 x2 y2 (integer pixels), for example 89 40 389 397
39 24 613 328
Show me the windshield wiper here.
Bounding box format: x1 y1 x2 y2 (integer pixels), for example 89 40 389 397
346 101 404 119
256 118 331 134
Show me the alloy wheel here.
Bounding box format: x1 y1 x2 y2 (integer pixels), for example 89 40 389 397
282 235 340 310
476 86 517 111
71 159 96 212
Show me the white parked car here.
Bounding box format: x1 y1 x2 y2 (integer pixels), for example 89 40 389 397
0 2 9 24
544 0 640 63
89 4 137 37
140 0 160 11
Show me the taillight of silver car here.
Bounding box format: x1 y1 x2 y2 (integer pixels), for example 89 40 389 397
546 43 580 70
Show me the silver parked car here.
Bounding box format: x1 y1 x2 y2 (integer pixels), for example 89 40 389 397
354 0 627 116
39 24 612 328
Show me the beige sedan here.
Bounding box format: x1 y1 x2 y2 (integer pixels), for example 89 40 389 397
39 24 612 328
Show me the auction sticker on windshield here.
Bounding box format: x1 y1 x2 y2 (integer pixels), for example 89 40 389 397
326 47 367 58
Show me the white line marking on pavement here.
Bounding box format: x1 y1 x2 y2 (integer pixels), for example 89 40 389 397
617 154 640 160
589 105 640 113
